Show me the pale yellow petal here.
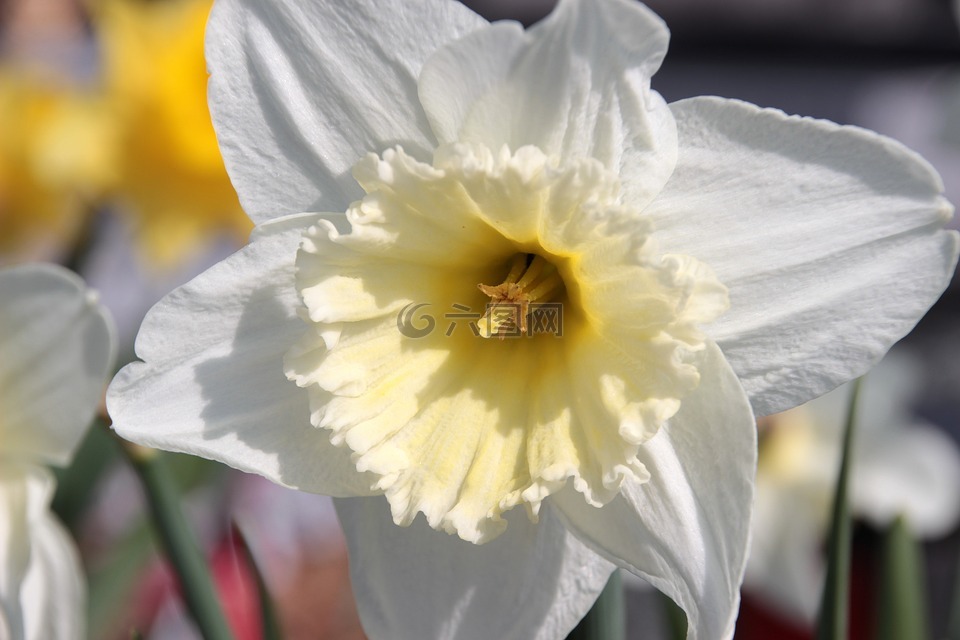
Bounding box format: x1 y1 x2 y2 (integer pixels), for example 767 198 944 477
296 219 489 324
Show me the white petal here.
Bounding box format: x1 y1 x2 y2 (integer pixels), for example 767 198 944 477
20 513 84 640
418 21 526 145
0 264 115 466
0 466 53 640
420 0 677 209
853 422 960 537
107 213 373 497
206 0 486 222
647 96 959 416
334 495 614 640
552 342 756 640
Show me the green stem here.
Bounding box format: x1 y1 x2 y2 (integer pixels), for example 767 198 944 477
122 443 234 640
566 571 625 640
949 543 960 640
815 377 863 640
877 516 928 640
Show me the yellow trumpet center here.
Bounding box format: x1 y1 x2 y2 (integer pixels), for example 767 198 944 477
287 143 730 543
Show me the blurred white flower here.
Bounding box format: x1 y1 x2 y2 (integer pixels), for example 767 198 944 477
108 0 958 638
746 351 960 622
0 264 116 640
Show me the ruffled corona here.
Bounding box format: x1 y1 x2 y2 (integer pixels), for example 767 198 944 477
284 143 729 543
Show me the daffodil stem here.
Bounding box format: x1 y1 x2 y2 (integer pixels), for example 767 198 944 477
233 523 284 640
878 516 928 640
948 538 960 640
949 547 960 640
566 571 625 640
815 377 863 640
121 443 235 640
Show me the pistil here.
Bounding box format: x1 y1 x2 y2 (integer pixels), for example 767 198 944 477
477 254 563 338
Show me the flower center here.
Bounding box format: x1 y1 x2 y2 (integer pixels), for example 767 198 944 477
287 143 731 543
477 253 565 338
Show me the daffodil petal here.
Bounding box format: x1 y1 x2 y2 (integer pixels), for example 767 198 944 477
206 0 485 222
801 357 960 536
335 495 614 640
0 465 53 640
290 148 515 326
418 21 526 145
423 0 676 209
19 512 84 640
853 422 960 537
0 264 115 466
291 317 695 544
646 96 959 417
553 342 755 640
108 212 374 497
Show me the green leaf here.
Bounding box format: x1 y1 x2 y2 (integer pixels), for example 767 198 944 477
661 590 687 640
233 523 284 640
816 377 862 640
566 571 625 640
87 521 153 640
877 516 928 640
52 416 119 529
122 442 235 640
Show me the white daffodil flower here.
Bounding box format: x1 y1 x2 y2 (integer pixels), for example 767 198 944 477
0 264 116 640
106 0 959 638
746 351 960 622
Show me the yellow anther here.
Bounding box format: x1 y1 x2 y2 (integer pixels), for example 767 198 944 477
477 253 564 338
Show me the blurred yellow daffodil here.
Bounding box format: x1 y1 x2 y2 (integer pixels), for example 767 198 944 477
0 71 116 264
93 0 250 267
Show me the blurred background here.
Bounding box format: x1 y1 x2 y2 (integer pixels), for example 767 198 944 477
1 0 958 638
